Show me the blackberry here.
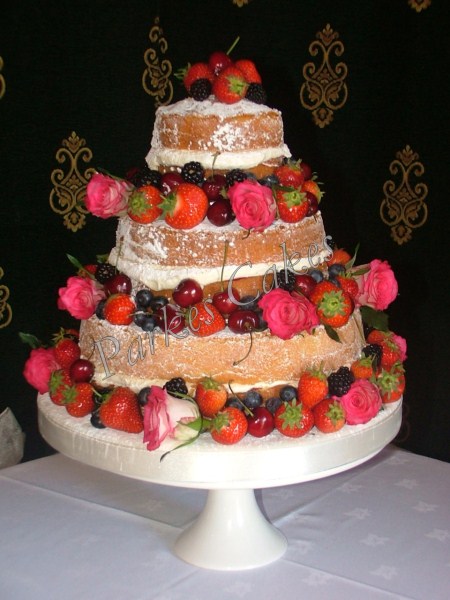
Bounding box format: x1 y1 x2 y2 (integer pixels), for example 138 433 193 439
362 343 383 369
226 169 247 188
190 78 212 101
164 377 188 398
276 269 296 291
181 161 205 185
95 263 117 283
328 366 355 397
129 166 162 189
245 83 267 105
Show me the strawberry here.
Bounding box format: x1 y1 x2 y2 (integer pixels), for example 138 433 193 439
274 160 306 188
188 301 226 337
326 248 352 268
182 62 214 93
160 183 208 229
99 387 144 433
210 406 248 445
366 330 402 370
298 366 329 409
274 399 314 438
376 365 405 403
313 398 346 433
309 280 353 328
234 59 261 83
350 356 375 380
103 293 136 325
212 66 248 104
336 274 359 301
53 329 81 369
64 382 96 417
195 376 227 417
127 185 162 224
49 369 72 406
80 264 98 278
275 187 309 223
301 179 323 202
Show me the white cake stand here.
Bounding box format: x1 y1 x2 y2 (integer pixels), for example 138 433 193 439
38 394 402 571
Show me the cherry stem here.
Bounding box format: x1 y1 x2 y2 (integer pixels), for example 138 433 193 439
226 36 240 56
233 330 253 367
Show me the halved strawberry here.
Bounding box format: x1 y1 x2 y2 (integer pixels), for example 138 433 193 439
127 185 162 224
212 66 248 104
159 183 208 229
210 406 248 445
195 376 227 417
275 187 309 223
103 293 136 325
99 387 143 433
188 301 226 337
313 398 346 433
274 399 314 438
309 280 353 328
64 382 96 417
234 59 261 83
298 366 329 409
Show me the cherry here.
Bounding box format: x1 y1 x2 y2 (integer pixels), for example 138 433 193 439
70 358 95 383
294 273 316 298
247 406 274 437
208 51 233 76
155 304 186 334
305 191 319 216
300 162 312 180
161 171 183 195
207 199 234 226
228 309 259 334
172 278 203 308
212 287 240 315
202 174 227 203
103 273 132 296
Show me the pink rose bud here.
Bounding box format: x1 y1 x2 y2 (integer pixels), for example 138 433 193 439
85 172 133 219
57 276 105 320
355 259 398 311
23 347 60 394
228 180 276 231
258 288 320 340
339 379 382 425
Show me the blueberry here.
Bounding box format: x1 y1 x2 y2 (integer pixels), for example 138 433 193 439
259 174 279 187
150 295 169 311
309 269 324 283
137 386 151 407
95 299 106 320
90 410 106 429
239 294 260 311
279 385 297 403
135 289 153 309
265 396 282 414
328 263 346 278
243 389 263 409
225 396 243 410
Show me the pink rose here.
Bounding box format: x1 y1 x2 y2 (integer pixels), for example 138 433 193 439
258 288 320 340
228 180 276 231
85 172 132 218
57 275 105 319
338 379 382 425
23 347 60 394
392 333 407 362
355 259 398 310
143 386 201 451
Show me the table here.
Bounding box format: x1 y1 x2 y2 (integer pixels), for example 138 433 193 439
0 446 449 600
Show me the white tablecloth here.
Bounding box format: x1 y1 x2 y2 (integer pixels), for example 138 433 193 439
0 445 449 599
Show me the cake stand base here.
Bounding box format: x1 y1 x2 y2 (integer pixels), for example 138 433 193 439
174 488 287 570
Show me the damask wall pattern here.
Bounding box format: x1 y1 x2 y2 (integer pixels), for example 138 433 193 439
0 1 447 463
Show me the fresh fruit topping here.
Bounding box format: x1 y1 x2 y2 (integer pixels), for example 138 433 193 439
274 400 314 438
99 387 144 433
212 287 240 316
160 182 208 229
128 165 162 189
134 312 156 332
210 406 248 445
154 304 186 334
195 376 227 417
189 78 212 101
242 389 263 410
301 179 323 203
212 66 248 104
208 50 233 76
247 406 274 437
161 171 184 195
207 198 234 226
49 369 72 406
294 273 316 298
234 59 262 83
274 161 306 188
265 396 282 415
163 377 189 398
313 398 346 433
225 168 248 188
103 293 136 325
227 309 259 334
69 358 95 383
366 330 403 370
326 247 352 268
336 274 359 301
327 366 355 397
181 161 205 185
276 268 297 291
53 332 81 370
298 366 328 409
182 62 214 94
279 385 297 403
95 262 117 284
172 278 203 308
350 356 375 380
245 83 267 104
310 280 353 328
135 288 154 310
64 382 96 418
275 186 309 223
305 191 319 216
362 343 383 370
127 185 163 224
103 273 132 296
188 301 226 337
202 174 227 202
376 366 405 403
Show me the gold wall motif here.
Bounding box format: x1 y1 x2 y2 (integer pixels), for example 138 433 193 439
0 266 12 329
142 17 173 107
0 56 5 99
408 0 432 12
300 24 348 128
232 0 250 6
380 145 428 245
49 132 95 232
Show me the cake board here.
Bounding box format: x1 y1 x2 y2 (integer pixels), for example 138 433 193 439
38 394 402 570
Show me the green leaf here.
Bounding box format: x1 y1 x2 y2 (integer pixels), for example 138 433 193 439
324 325 341 343
360 306 389 331
19 332 43 348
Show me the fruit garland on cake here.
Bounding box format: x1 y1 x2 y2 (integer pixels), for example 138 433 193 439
22 45 407 452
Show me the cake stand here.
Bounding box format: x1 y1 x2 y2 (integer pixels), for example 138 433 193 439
38 394 402 571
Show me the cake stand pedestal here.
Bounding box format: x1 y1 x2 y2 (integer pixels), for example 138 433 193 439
37 394 402 571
